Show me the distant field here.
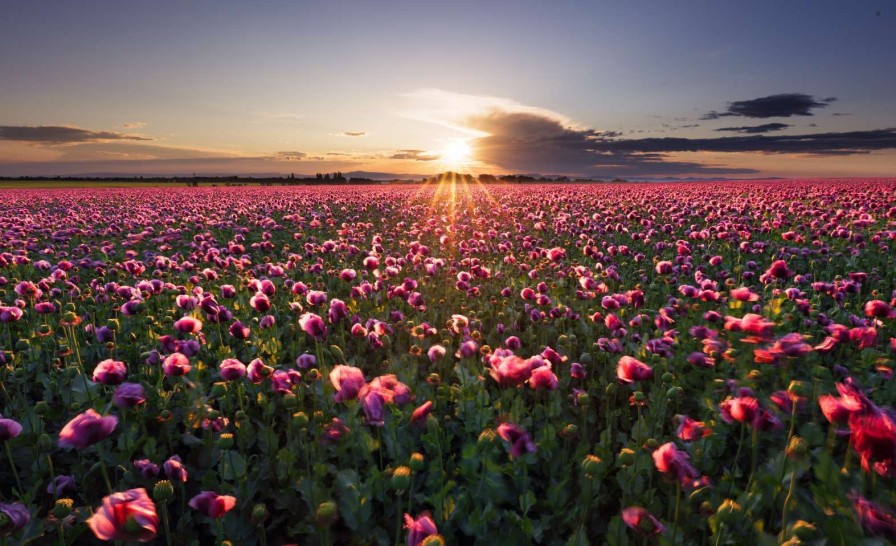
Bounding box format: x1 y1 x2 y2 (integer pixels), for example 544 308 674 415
0 180 261 188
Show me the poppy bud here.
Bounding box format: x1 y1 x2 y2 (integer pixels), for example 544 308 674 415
421 536 446 546
154 480 174 502
581 454 603 476
217 433 234 449
787 381 809 398
315 500 338 527
561 424 579 439
391 466 412 491
210 383 227 398
785 436 807 461
251 503 268 524
38 433 53 452
235 411 248 423
106 318 120 332
53 498 74 518
617 448 636 467
633 391 647 403
478 428 497 448
34 401 49 415
716 499 742 524
662 372 674 383
790 520 816 540
409 452 425 472
292 412 309 429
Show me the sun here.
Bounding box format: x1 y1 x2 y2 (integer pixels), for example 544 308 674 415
439 140 473 169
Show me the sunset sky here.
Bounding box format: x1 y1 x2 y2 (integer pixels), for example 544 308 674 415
1 1 894 179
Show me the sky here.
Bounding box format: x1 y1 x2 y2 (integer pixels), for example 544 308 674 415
1 1 894 179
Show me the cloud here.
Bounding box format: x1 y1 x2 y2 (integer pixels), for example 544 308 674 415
121 122 147 129
402 90 896 176
0 125 152 143
341 131 367 137
270 151 308 161
595 128 896 155
390 149 440 161
715 123 791 134
702 93 835 119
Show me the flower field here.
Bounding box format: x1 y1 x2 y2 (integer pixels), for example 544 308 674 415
1 178 895 545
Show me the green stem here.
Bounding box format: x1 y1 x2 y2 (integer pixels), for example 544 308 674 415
95 443 113 494
161 504 173 546
673 480 682 545
780 468 796 538
393 491 404 546
4 442 23 496
729 423 747 494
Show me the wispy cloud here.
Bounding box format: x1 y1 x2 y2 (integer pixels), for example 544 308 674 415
121 122 147 129
715 123 791 134
340 131 367 137
389 149 439 161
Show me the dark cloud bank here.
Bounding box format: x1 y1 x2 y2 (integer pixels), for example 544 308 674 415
702 93 836 120
0 125 151 143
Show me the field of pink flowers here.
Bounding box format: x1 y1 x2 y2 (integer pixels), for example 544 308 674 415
0 179 895 545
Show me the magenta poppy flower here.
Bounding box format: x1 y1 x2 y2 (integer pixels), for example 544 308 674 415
162 352 191 377
865 300 894 319
92 359 127 385
163 455 188 482
87 488 158 542
58 409 118 449
621 506 666 537
0 415 23 441
410 401 433 427
219 358 246 381
765 259 792 279
617 356 653 384
404 512 438 546
719 396 759 425
298 312 327 339
426 344 446 362
360 390 385 426
851 493 896 540
652 442 700 484
249 292 271 313
295 353 316 369
113 383 146 408
488 354 536 387
497 422 536 458
228 320 251 340
0 502 31 536
132 459 159 479
850 411 896 477
306 290 327 306
173 316 202 334
189 491 236 518
330 365 366 402
247 358 272 383
528 364 558 390
676 415 710 441
0 306 23 323
47 474 76 496
730 287 760 302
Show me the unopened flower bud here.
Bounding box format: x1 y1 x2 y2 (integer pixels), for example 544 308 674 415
581 454 603 476
315 500 338 527
409 452 425 472
617 448 636 467
217 433 234 449
391 466 412 491
53 498 74 518
153 480 174 502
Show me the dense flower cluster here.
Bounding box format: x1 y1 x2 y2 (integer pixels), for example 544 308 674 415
0 179 894 544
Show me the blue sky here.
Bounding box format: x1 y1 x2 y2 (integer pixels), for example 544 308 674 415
1 1 894 177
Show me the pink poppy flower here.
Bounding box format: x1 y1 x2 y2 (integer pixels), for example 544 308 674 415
87 488 158 542
189 491 237 518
